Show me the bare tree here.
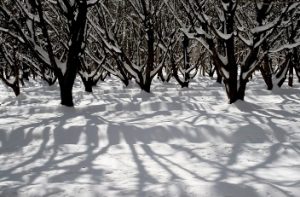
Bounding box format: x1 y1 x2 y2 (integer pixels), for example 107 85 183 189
165 0 299 103
0 0 99 106
89 0 173 92
0 43 20 96
273 5 300 87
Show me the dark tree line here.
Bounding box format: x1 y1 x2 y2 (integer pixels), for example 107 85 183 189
0 0 299 106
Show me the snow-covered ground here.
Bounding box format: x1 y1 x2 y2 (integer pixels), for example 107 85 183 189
0 76 300 197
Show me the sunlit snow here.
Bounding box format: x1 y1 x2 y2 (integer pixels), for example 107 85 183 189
0 76 300 197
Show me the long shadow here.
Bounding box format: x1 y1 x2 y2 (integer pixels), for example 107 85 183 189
0 105 115 196
169 144 297 197
1 78 300 196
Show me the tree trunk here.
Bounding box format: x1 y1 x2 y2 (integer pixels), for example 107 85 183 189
208 66 215 77
276 54 290 88
224 77 238 104
83 79 93 93
224 5 237 104
59 56 80 107
58 66 77 107
22 63 30 81
224 54 238 104
293 48 300 82
288 63 294 87
181 82 189 88
237 79 248 101
216 68 222 84
158 67 166 82
183 35 190 85
260 55 273 90
79 74 93 93
116 59 129 86
144 27 154 93
12 85 20 97
171 53 189 88
141 82 151 93
60 80 74 107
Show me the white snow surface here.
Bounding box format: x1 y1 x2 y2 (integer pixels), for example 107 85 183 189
0 76 300 197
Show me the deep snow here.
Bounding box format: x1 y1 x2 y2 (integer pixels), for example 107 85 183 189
0 76 300 197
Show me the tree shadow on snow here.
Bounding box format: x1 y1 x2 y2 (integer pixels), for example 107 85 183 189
0 82 300 196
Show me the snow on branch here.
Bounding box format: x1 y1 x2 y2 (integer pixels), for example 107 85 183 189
251 16 281 34
269 38 300 53
0 28 25 44
87 0 99 6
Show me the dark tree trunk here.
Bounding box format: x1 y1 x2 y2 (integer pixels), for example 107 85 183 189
276 53 291 87
237 79 248 101
294 48 300 82
208 64 222 84
221 1 238 104
58 58 79 107
115 59 129 86
216 68 222 84
208 66 215 77
260 55 273 90
144 27 154 93
183 35 190 85
140 0 155 93
225 41 238 103
139 27 154 93
13 86 20 97
171 54 189 88
171 35 191 88
23 73 30 81
22 63 30 81
158 67 166 82
82 77 94 93
181 82 189 88
224 76 238 104
20 78 25 86
60 79 74 107
173 67 189 88
48 78 57 86
140 83 150 93
288 63 294 87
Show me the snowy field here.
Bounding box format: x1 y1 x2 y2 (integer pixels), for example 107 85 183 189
0 76 300 197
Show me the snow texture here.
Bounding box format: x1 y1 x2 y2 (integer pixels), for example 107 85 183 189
0 76 300 197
